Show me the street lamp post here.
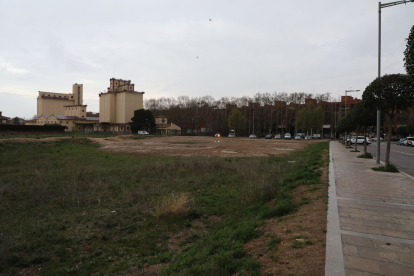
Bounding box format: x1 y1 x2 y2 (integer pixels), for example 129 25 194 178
345 89 360 144
377 0 413 163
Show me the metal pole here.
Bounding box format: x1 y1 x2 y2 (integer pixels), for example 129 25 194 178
376 2 381 164
345 92 347 145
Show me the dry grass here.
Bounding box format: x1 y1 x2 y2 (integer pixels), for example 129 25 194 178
152 192 193 218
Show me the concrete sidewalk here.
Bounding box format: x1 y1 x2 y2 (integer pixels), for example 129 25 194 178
326 141 414 276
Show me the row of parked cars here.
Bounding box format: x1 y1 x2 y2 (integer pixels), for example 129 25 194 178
220 133 319 139
249 133 314 140
346 136 372 145
396 137 414 146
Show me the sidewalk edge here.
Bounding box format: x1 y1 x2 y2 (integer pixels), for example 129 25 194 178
325 142 345 276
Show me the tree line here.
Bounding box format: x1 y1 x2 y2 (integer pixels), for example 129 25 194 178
144 92 335 136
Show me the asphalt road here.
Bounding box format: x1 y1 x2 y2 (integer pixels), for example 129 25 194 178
369 142 414 177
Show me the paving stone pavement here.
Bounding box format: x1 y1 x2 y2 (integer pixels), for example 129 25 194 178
326 142 414 276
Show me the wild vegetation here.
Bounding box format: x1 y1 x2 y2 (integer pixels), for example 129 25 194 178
0 138 328 275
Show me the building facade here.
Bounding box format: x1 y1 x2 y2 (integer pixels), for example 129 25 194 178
96 78 144 132
155 115 181 135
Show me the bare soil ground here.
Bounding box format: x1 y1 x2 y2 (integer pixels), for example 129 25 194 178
0 135 323 158
90 135 322 157
2 135 328 275
244 151 329 276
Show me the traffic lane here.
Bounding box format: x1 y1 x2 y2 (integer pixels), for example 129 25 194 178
370 142 414 177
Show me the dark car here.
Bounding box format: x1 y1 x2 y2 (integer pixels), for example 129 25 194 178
265 134 273 139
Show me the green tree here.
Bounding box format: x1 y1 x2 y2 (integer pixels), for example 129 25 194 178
406 124 414 136
362 74 414 168
336 115 355 144
311 106 324 135
294 104 324 138
130 109 155 133
228 109 246 136
349 103 377 154
397 125 408 137
12 117 24 125
404 25 414 79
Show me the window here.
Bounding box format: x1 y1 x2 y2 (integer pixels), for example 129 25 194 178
66 122 68 124
82 110 84 112
60 121 62 123
82 116 84 118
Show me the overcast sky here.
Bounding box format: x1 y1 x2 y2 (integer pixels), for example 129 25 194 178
1 0 413 119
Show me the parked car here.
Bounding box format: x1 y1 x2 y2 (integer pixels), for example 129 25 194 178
138 130 149 135
214 133 220 137
371 137 383 141
404 137 414 146
304 135 312 140
249 134 257 139
284 133 292 139
294 135 301 140
397 138 406 145
348 136 355 143
265 134 273 139
350 136 371 145
228 133 236 138
274 134 281 139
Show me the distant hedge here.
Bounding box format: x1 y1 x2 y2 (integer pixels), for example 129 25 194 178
0 124 67 132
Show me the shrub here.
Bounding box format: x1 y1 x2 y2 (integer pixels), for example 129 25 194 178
372 165 399 173
357 152 373 159
258 199 297 219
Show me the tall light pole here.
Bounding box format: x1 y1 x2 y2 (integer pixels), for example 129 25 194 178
378 0 414 163
345 89 360 144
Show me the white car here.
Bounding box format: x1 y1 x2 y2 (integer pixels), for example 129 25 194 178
294 135 301 140
350 136 371 145
404 137 414 146
371 137 383 141
274 134 281 139
138 130 149 135
228 133 236 138
249 134 257 138
284 133 291 139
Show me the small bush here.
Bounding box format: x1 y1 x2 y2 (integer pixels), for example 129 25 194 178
268 236 283 250
258 199 297 219
152 192 192 218
357 152 373 159
372 165 399 173
291 240 304 248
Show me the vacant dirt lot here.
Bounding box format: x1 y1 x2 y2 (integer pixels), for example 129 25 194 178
91 135 322 157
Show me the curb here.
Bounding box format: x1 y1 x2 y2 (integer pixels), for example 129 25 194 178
373 157 414 182
325 142 345 276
